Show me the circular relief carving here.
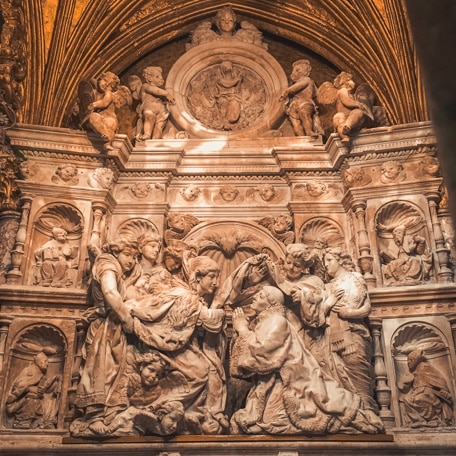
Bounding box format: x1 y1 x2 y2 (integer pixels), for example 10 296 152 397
166 41 287 139
187 62 266 131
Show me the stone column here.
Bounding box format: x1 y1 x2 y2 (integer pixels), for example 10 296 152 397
0 316 13 372
0 209 20 284
370 317 395 428
427 193 453 282
5 196 32 284
352 200 376 287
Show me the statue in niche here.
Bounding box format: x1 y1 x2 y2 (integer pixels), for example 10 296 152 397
380 160 406 184
164 213 201 246
33 227 79 288
280 59 323 137
78 71 132 150
398 349 454 428
6 351 61 429
187 6 267 50
378 222 433 286
51 163 79 185
230 285 384 434
128 66 175 141
186 60 266 131
317 71 388 144
257 214 295 245
125 255 227 434
72 238 141 436
88 167 114 189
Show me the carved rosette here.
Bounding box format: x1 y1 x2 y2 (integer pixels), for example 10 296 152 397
166 41 288 139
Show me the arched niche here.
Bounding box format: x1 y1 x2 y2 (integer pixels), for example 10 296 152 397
183 220 287 285
390 321 455 427
375 201 433 286
298 217 345 250
2 323 67 430
115 218 160 241
27 203 84 288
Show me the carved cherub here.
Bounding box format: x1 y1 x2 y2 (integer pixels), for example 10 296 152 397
280 59 323 137
164 213 201 246
78 71 132 150
317 71 387 143
128 66 175 141
257 215 295 245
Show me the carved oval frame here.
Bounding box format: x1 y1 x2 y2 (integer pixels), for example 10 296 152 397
166 41 288 139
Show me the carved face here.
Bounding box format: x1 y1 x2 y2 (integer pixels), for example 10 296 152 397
259 185 276 201
220 185 238 202
250 288 270 314
283 254 305 281
58 165 77 181
164 254 181 273
117 247 137 273
323 252 340 278
197 270 219 297
217 11 235 34
141 241 160 263
140 362 162 387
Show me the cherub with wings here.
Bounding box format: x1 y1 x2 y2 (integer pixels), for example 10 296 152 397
128 66 175 141
78 71 132 150
257 214 295 245
317 71 386 144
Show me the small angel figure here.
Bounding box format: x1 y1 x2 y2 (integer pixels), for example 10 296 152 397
317 71 387 144
128 66 175 141
257 214 295 245
78 71 132 150
279 59 323 137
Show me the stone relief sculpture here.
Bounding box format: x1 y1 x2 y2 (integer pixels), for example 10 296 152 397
320 248 378 413
279 59 323 137
229 285 383 434
317 72 388 143
31 205 82 288
397 349 454 428
33 227 79 288
179 184 202 202
128 66 175 141
342 166 372 188
71 238 141 437
186 60 266 131
4 324 66 430
214 184 243 204
5 351 61 429
88 167 114 189
51 164 80 185
164 213 201 245
78 71 132 150
380 160 406 184
378 222 432 287
257 215 295 245
187 6 267 50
